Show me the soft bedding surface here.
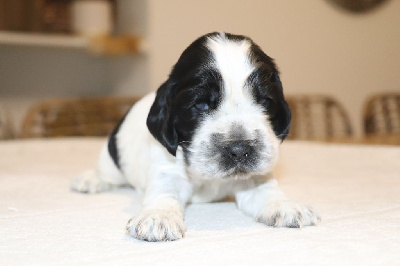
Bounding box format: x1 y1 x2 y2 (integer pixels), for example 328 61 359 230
0 138 399 265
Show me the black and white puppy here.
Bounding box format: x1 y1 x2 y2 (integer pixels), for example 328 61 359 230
72 32 320 241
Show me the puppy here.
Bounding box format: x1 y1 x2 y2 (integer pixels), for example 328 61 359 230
72 32 320 242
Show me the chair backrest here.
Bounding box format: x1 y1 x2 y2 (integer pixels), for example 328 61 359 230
21 96 141 138
286 95 353 140
364 93 400 135
0 105 14 140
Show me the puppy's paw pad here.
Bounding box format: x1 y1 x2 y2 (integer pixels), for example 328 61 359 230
257 201 320 228
126 210 186 242
71 170 111 194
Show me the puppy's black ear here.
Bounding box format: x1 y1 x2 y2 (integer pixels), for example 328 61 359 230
277 100 291 141
147 80 179 156
270 73 291 141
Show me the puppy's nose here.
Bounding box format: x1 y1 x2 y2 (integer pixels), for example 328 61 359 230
225 141 252 161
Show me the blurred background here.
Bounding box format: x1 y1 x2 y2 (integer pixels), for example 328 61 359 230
0 0 399 144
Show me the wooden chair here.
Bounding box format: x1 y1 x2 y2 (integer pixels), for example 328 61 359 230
0 105 14 139
21 96 141 138
286 95 353 141
364 93 400 136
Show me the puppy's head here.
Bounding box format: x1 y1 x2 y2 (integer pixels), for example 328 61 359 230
147 32 291 180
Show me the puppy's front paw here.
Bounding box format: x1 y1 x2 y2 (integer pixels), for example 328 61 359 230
257 201 320 228
71 170 111 194
126 210 186 242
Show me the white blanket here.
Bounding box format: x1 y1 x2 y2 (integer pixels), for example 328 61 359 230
1 138 399 265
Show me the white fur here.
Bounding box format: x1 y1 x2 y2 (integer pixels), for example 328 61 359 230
186 35 280 181
207 33 254 98
71 33 320 242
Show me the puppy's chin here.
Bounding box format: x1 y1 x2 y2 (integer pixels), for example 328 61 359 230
223 171 256 181
224 164 277 180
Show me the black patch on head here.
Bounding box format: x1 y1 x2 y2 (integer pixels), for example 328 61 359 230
147 33 223 156
246 43 291 140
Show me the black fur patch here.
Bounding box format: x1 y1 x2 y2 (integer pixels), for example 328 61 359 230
147 32 291 156
146 33 223 156
107 111 129 169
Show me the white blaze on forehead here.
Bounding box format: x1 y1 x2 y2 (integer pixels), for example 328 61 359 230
206 33 255 103
186 34 280 180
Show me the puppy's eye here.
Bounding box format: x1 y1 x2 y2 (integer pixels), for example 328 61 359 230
194 102 209 111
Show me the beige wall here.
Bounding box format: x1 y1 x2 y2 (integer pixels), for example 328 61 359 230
1 0 399 137
147 0 400 136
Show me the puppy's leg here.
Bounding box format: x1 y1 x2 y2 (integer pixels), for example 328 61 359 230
71 145 128 194
236 178 320 228
126 172 191 242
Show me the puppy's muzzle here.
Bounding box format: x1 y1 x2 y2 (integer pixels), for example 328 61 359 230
223 140 252 163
